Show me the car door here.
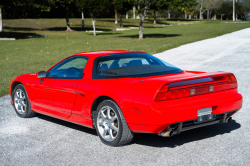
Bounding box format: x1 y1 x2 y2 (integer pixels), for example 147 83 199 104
31 56 88 118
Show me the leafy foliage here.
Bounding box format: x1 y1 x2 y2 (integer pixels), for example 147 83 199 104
169 0 197 11
114 0 134 15
150 0 171 11
215 0 247 19
77 0 113 18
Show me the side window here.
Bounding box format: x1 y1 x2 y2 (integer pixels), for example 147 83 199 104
47 57 88 79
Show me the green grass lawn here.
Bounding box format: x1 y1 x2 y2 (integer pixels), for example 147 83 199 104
0 18 250 97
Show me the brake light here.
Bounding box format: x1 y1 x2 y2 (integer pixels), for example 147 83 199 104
155 74 237 101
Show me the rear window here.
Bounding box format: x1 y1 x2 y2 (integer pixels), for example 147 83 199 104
93 53 183 79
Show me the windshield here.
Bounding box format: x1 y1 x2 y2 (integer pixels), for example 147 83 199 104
93 53 183 79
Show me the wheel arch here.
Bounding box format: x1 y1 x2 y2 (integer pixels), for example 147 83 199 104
91 95 119 128
12 81 23 93
11 81 24 100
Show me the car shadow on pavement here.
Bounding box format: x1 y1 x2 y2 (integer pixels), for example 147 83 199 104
132 120 241 148
37 114 97 136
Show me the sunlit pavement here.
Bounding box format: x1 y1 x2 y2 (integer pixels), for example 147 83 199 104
1 28 250 165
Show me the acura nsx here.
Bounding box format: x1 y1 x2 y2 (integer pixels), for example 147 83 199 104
10 50 242 146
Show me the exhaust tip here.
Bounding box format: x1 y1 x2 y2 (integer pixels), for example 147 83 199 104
224 117 232 123
159 128 174 137
227 117 232 123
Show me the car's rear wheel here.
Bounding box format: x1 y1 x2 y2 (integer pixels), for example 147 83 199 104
95 100 134 146
12 84 36 118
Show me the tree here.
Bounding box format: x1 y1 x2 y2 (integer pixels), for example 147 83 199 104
0 0 77 32
241 0 250 18
114 0 134 27
216 0 248 20
182 7 195 19
195 0 206 19
77 0 112 36
150 0 170 24
169 0 197 21
137 0 152 39
0 0 51 32
204 0 218 21
46 0 76 32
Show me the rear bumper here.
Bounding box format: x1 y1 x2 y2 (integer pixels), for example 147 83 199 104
158 110 236 137
128 90 242 134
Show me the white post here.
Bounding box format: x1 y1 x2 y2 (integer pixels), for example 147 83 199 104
168 10 170 19
115 10 118 24
92 18 96 36
233 0 235 21
126 12 128 19
236 0 238 20
81 8 84 28
189 14 191 19
133 6 135 19
0 5 2 32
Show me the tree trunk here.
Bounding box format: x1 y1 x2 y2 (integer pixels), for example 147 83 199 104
153 10 157 24
209 11 212 21
66 7 73 32
126 12 128 19
184 8 187 19
138 0 151 39
0 5 2 32
177 10 180 21
199 9 203 19
207 10 210 21
82 10 84 28
92 18 96 36
133 6 135 18
115 10 118 24
120 14 123 27
168 10 170 19
139 15 144 39
221 14 223 20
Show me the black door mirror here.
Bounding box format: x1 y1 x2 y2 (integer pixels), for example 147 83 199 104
37 71 46 78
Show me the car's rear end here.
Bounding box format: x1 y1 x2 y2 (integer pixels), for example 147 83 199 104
92 52 242 137
147 72 242 136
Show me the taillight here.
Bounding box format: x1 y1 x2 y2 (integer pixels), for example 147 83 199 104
155 74 237 101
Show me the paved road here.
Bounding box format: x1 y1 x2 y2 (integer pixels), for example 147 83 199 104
1 28 250 166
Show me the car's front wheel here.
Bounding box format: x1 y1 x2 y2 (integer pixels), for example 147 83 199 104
12 84 36 118
95 100 134 146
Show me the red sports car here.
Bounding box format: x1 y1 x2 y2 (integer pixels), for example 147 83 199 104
10 50 242 146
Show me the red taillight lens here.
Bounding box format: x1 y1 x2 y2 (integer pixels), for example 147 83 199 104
167 88 190 100
155 74 238 101
230 75 237 88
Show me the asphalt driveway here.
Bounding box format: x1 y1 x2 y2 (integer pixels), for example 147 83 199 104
1 28 250 165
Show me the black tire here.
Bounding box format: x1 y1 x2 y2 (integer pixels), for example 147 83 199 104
94 100 134 146
12 84 36 118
